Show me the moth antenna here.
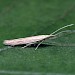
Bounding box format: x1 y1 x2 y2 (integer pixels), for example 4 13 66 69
35 24 74 50
55 30 75 37
50 24 74 35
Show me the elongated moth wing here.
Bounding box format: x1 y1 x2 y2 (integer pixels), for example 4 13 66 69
3 35 55 46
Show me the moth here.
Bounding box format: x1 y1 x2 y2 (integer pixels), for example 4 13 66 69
3 24 74 50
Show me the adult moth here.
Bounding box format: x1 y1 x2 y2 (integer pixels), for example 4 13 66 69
3 24 74 50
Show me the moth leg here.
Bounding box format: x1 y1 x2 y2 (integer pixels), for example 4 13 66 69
22 43 31 48
22 42 35 48
35 40 44 50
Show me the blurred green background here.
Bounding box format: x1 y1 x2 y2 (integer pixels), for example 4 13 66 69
0 0 75 75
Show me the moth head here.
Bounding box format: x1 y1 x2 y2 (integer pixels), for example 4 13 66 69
49 35 56 39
